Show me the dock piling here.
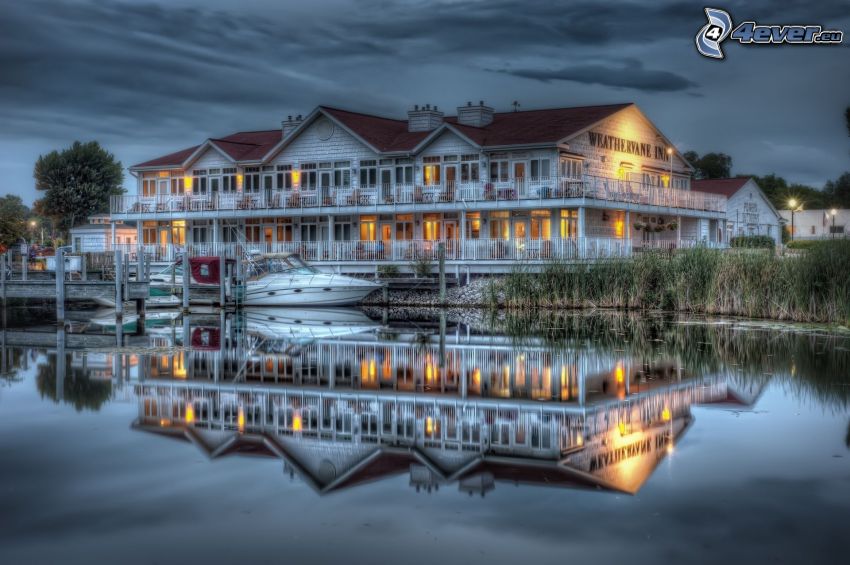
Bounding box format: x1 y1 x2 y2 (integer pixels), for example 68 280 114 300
219 251 226 307
114 249 123 321
55 249 65 326
182 250 190 314
438 243 446 305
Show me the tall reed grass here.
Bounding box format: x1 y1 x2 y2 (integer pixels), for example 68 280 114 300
491 240 850 324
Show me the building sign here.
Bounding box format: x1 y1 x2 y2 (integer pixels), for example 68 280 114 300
588 131 667 160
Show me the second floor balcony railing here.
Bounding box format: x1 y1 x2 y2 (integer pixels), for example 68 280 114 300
112 175 727 216
116 237 725 264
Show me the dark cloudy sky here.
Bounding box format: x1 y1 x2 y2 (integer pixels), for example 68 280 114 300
1 0 848 204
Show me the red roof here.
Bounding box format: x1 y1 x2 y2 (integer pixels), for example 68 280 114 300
692 177 751 197
133 103 634 168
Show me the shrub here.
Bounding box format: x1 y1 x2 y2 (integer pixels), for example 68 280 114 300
377 264 400 278
730 235 775 248
410 252 433 278
786 239 827 250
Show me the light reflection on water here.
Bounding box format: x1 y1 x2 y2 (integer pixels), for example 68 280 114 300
0 307 848 564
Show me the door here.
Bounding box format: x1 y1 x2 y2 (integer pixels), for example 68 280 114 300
380 169 393 202
513 162 526 196
380 223 393 259
320 172 332 204
444 165 457 200
443 220 458 258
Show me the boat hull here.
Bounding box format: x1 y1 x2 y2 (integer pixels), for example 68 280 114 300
242 274 382 306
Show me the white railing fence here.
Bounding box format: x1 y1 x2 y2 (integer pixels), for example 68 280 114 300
113 175 726 215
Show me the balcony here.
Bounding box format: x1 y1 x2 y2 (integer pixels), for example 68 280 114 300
114 237 725 264
111 175 727 217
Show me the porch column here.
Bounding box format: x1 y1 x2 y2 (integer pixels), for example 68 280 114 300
624 210 631 256
327 214 334 261
135 221 141 254
111 221 117 250
677 215 682 245
212 218 220 255
460 210 466 260
577 207 586 238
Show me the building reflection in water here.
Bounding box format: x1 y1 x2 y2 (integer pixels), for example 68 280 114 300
120 308 764 497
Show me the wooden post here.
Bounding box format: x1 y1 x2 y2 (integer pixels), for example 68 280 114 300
136 298 146 335
22 251 27 281
114 249 123 321
137 247 144 284
438 242 446 305
182 250 190 314
55 249 65 326
219 251 226 307
1 252 6 306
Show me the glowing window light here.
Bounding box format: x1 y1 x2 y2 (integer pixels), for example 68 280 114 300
183 176 192 191
236 174 244 190
292 412 303 432
185 402 195 424
237 406 245 432
662 407 671 421
425 416 434 435
615 363 625 383
291 170 300 188
618 420 626 436
576 434 583 447
614 219 624 238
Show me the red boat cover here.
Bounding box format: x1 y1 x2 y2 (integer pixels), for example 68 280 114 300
189 256 223 285
191 327 220 350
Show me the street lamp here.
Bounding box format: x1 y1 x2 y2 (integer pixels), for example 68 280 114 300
789 199 799 241
830 208 837 239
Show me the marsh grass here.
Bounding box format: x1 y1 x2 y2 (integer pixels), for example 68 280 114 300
493 241 850 324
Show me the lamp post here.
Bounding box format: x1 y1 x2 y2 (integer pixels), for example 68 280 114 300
789 199 798 241
830 208 837 239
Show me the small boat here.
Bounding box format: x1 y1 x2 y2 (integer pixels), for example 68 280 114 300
93 286 181 308
243 307 380 340
241 253 383 307
89 309 181 331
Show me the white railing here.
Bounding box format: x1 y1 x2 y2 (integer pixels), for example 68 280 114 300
112 175 726 216
112 237 725 263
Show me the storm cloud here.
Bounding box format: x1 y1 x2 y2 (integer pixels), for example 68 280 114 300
0 0 848 202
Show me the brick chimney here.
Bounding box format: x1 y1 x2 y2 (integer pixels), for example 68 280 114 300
407 104 444 132
281 114 303 138
457 100 494 127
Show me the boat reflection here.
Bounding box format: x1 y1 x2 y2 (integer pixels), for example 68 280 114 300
128 311 764 496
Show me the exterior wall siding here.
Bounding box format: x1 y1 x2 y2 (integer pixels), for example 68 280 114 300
726 180 781 244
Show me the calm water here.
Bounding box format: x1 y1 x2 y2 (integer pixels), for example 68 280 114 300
0 307 848 565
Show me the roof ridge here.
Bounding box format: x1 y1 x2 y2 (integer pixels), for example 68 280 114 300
320 105 408 124
210 138 261 147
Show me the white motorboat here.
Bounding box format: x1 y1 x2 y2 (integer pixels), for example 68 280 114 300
241 253 383 307
244 307 380 340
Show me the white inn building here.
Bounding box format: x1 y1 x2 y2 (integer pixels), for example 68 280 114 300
112 101 728 273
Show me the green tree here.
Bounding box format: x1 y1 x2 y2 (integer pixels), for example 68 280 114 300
824 172 850 208
33 141 124 233
0 195 30 247
683 151 732 179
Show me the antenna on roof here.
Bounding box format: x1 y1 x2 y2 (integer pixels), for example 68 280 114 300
512 101 521 112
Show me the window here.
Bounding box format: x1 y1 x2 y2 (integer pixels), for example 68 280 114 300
489 160 509 182
276 165 293 190
300 163 317 190
466 212 481 239
334 222 352 241
222 168 237 192
142 179 156 197
423 164 441 186
560 159 582 179
460 162 479 182
423 213 441 240
209 177 220 193
530 159 551 179
490 211 510 240
244 167 260 193
359 216 377 241
395 214 414 240
262 174 274 191
395 165 414 184
672 176 689 190
191 170 207 195
560 209 578 239
531 210 551 239
170 177 181 194
359 160 377 188
334 167 351 188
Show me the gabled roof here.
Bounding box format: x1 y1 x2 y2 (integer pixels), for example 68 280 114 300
444 103 633 147
133 102 637 168
131 130 282 169
691 177 751 197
